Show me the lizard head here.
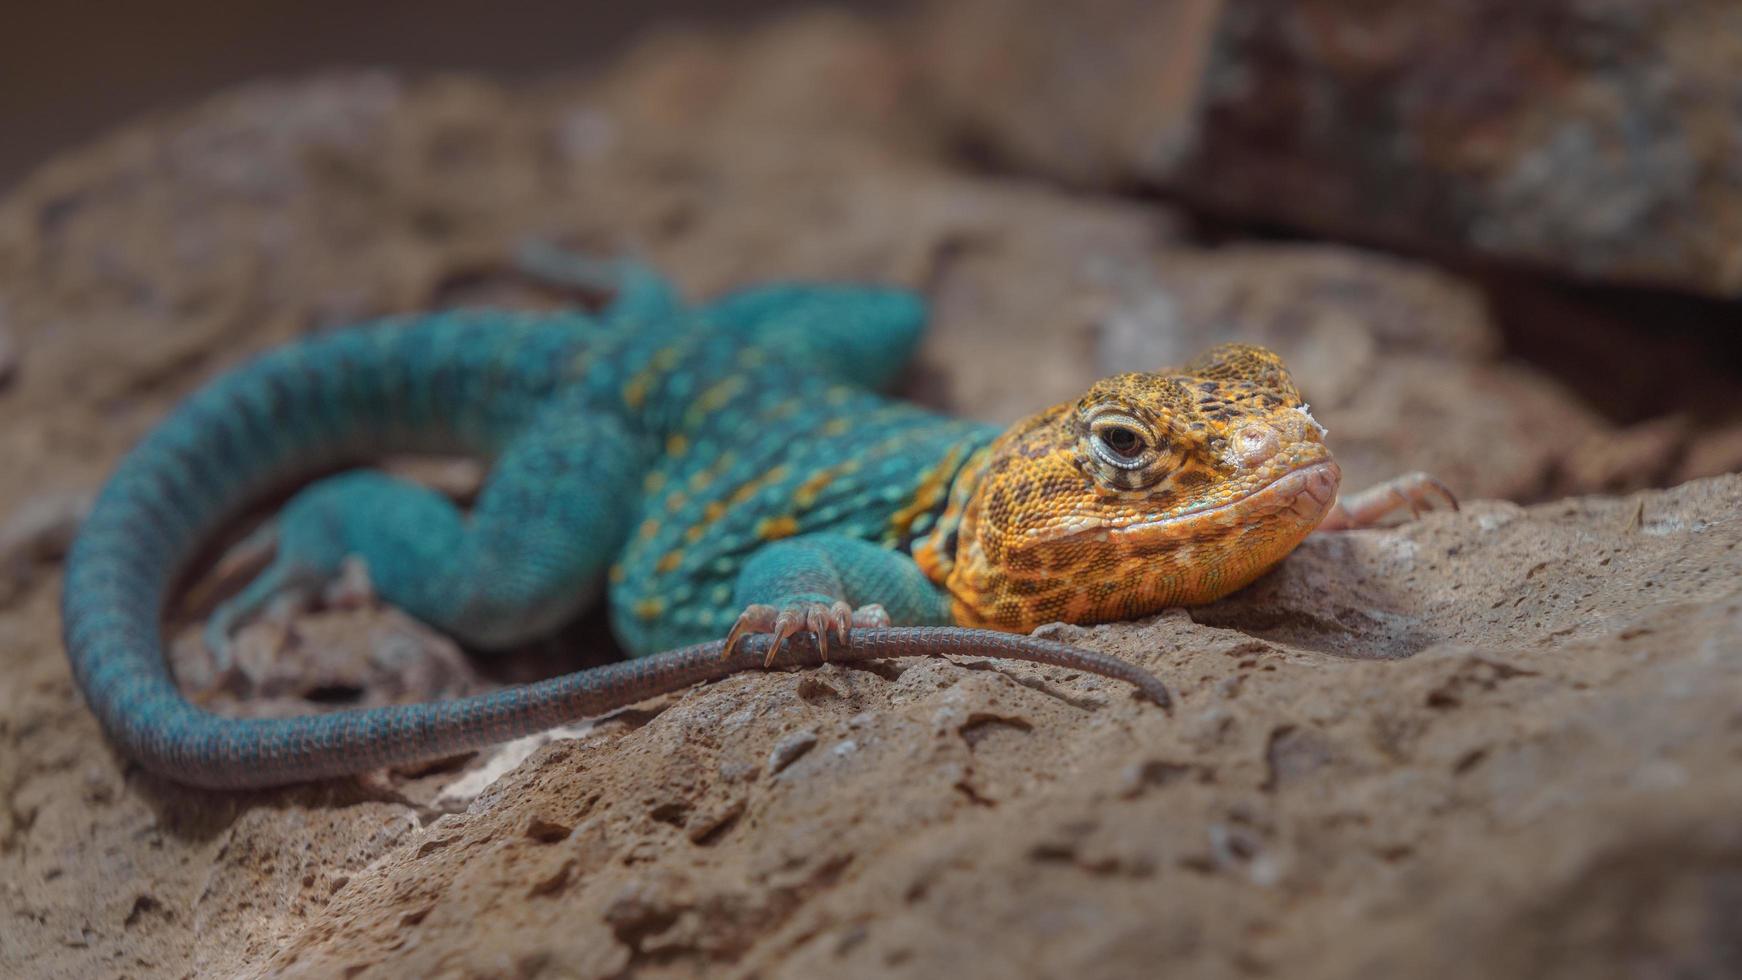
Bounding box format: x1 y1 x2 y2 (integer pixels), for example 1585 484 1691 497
923 343 1339 631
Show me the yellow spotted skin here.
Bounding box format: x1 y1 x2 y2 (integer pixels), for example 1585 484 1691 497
919 344 1340 631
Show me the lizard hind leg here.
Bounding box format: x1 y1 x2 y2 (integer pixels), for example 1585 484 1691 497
204 408 645 667
201 471 444 670
513 241 683 324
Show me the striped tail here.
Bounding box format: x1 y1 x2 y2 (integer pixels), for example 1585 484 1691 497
61 311 600 787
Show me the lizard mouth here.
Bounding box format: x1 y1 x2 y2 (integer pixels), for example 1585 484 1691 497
1028 457 1341 545
1113 459 1341 538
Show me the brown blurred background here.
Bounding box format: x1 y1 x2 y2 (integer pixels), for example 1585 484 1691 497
0 0 860 190
3 0 1738 459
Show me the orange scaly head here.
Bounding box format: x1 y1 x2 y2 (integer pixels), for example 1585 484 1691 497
922 343 1341 631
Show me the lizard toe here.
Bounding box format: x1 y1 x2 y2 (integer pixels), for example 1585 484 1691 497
850 603 892 630
722 603 778 661
824 600 854 655
766 606 808 668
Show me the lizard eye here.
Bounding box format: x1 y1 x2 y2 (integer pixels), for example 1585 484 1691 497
1089 416 1156 470
1101 426 1144 458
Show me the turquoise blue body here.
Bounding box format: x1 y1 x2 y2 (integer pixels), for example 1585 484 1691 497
60 260 1004 785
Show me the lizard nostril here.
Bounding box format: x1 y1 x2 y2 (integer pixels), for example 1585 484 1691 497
1234 424 1281 468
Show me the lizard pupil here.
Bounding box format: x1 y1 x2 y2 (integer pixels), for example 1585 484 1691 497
1102 427 1144 458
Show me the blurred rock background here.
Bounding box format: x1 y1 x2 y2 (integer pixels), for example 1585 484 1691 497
2 3 1739 978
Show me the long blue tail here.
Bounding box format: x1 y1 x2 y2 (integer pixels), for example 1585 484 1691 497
60 312 602 787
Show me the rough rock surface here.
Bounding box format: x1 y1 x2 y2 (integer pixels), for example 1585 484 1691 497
3 10 1739 980
920 0 1742 298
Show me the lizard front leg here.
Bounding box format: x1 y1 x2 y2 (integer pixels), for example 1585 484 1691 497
723 534 953 667
1317 471 1459 531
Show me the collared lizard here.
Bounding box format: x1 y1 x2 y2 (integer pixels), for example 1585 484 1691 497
60 257 1451 788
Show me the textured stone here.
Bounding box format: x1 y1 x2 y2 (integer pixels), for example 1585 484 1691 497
920 0 1742 297
0 489 91 608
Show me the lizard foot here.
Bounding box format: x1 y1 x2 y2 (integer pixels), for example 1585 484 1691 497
1318 471 1458 531
723 601 892 668
203 556 367 674
203 569 313 675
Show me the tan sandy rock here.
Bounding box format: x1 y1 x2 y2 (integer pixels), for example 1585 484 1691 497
2 11 1738 979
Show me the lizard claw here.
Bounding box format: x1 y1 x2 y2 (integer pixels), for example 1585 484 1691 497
722 604 775 662
722 600 892 668
768 606 810 668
